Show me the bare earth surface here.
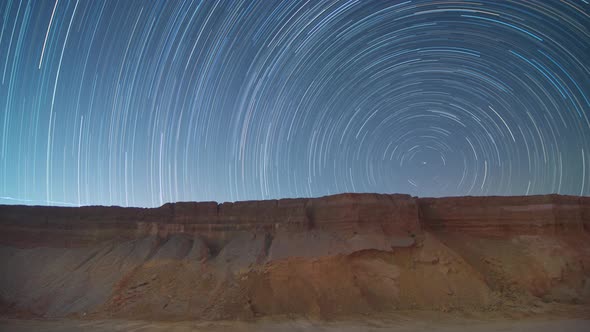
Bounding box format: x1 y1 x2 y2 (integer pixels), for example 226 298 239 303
1 315 589 332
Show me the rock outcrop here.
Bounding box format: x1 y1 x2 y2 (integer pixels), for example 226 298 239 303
419 195 590 234
0 193 420 250
0 193 589 320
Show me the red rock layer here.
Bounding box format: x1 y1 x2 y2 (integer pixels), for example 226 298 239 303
1 193 588 249
0 193 420 248
419 194 590 234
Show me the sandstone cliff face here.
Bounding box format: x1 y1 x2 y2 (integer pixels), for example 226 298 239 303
2 194 587 249
0 193 420 250
419 195 590 234
0 193 589 320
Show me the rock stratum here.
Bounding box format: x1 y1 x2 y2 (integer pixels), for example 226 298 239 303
0 193 589 320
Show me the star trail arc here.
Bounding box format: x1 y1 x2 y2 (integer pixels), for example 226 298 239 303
0 0 589 207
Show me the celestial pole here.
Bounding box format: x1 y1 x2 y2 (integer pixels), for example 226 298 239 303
0 0 588 207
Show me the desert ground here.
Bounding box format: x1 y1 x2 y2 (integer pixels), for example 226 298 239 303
2 313 590 332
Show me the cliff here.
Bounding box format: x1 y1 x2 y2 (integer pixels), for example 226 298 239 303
0 193 419 249
0 193 589 320
2 193 587 248
419 195 590 233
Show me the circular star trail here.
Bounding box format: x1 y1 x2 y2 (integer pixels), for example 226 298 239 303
0 0 589 207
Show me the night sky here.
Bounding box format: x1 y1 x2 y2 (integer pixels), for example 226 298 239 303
0 0 589 207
